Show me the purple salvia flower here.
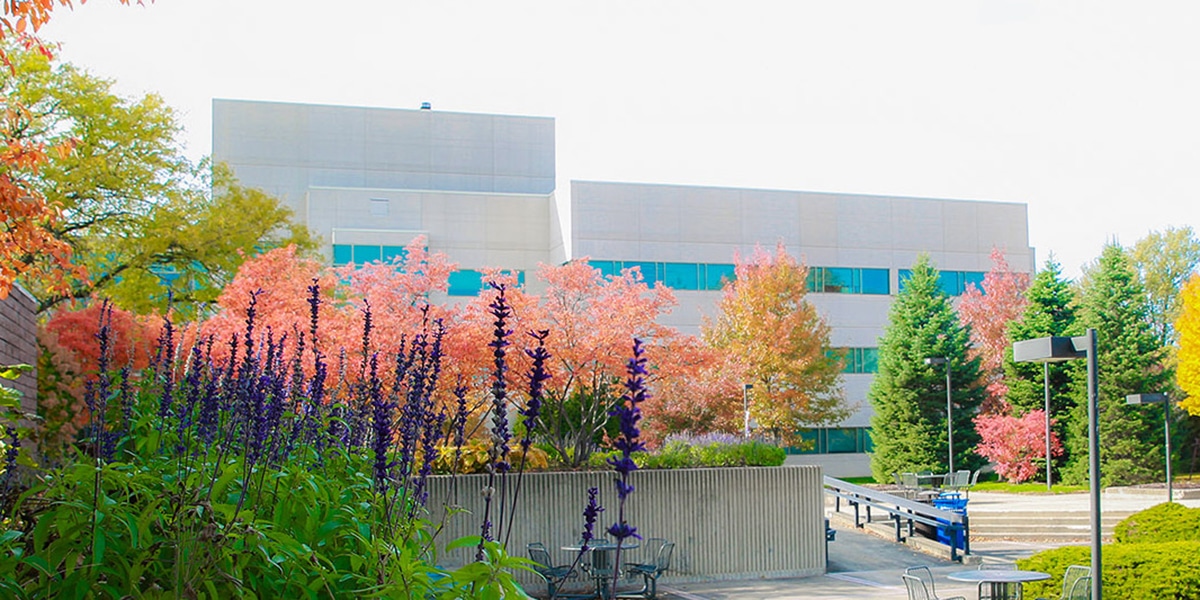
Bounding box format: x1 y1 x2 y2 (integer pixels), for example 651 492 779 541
487 284 513 473
606 339 650 568
155 311 176 420
581 486 603 552
369 352 394 493
409 406 447 512
518 329 552 453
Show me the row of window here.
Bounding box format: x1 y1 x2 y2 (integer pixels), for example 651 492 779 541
331 247 986 299
586 260 736 291
898 269 986 297
332 244 409 266
837 347 880 374
787 427 874 455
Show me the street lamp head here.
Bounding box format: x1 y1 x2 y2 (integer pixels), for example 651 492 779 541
1126 393 1169 405
744 383 753 391
1012 336 1087 364
924 356 948 366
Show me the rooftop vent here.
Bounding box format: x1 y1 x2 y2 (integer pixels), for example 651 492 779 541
420 102 432 110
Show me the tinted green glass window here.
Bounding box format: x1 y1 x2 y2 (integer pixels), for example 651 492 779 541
354 245 381 264
332 245 352 266
861 268 889 294
860 348 879 373
704 264 736 290
588 261 618 278
963 271 986 294
448 270 484 296
663 263 699 290
790 429 822 454
382 245 407 263
626 262 659 285
827 428 858 453
823 267 853 293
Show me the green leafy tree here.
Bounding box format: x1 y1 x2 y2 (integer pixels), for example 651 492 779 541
1003 257 1080 479
1063 244 1172 486
3 42 312 318
868 255 985 481
1130 226 1200 346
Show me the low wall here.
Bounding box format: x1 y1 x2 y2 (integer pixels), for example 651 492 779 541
425 465 825 587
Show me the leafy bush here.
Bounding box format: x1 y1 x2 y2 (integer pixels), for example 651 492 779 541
1113 502 1200 544
586 434 785 470
0 290 555 598
1017 541 1200 599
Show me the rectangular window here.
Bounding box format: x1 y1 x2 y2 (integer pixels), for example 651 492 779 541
626 262 660 285
662 263 699 290
353 245 381 264
369 198 389 216
861 268 889 294
826 428 859 454
898 269 985 296
836 348 880 374
332 244 352 266
963 271 986 294
704 264 736 290
448 270 484 296
382 245 407 264
824 267 855 293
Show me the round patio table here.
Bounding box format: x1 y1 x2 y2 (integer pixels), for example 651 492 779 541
947 569 1050 599
561 541 639 599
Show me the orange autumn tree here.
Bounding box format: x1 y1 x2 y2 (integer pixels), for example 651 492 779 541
0 0 140 299
702 243 848 441
529 260 678 466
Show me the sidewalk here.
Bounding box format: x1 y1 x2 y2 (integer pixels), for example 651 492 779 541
653 488 1192 599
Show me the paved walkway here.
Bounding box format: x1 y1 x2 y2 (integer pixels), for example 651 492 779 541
651 488 1195 599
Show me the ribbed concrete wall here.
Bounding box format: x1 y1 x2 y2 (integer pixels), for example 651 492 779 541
424 465 825 586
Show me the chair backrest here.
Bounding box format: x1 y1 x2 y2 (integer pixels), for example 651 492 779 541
969 470 981 486
1061 565 1091 598
902 472 919 488
1066 575 1091 600
954 469 971 487
904 566 936 594
655 542 675 573
527 543 553 571
902 574 933 600
643 537 668 564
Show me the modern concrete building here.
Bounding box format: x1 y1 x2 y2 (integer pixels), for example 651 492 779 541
212 99 1035 476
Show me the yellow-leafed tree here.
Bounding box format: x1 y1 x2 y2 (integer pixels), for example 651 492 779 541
1178 274 1200 414
702 243 848 438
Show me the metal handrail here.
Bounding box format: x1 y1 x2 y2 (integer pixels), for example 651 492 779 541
824 475 970 561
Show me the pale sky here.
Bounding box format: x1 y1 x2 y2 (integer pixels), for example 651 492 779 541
39 1 1200 280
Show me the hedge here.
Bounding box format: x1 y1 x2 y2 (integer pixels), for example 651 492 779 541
1017 540 1200 598
1113 501 1200 544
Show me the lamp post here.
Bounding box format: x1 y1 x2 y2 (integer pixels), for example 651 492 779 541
742 383 753 438
1126 393 1173 503
1013 331 1100 600
1043 363 1053 492
924 356 953 474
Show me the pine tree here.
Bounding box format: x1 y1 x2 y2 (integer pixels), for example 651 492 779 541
869 255 985 481
1063 244 1172 486
1003 257 1079 480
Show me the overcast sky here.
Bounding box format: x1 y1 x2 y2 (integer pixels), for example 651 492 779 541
39 1 1200 280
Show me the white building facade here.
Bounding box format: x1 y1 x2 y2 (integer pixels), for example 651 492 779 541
213 100 1035 476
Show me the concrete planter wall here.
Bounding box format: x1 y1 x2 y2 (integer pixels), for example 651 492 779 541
424 465 825 587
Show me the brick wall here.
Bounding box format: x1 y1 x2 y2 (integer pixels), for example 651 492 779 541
0 285 38 415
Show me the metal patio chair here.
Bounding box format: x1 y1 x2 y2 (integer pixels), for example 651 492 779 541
1036 565 1090 600
904 566 967 600
617 540 674 599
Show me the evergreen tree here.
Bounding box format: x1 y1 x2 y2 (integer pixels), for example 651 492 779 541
869 255 985 481
1063 244 1172 486
1003 257 1080 480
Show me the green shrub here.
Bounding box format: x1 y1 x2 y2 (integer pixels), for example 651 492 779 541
1113 502 1200 544
1017 541 1200 599
586 438 785 470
